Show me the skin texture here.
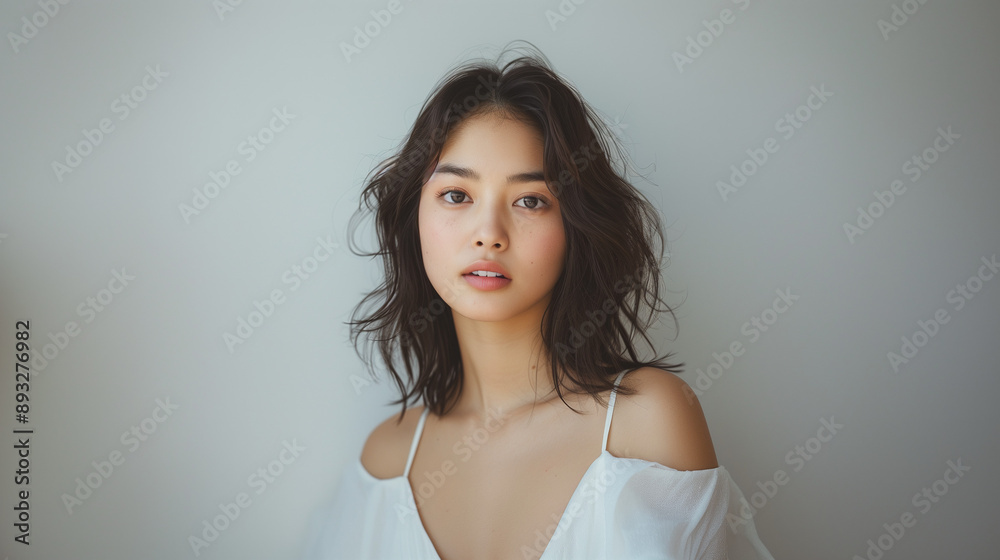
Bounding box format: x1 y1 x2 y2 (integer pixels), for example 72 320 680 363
360 112 719 560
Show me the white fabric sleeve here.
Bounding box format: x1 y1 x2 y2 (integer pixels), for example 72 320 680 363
610 465 777 560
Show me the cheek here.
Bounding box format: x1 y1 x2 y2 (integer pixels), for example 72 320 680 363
418 205 449 268
530 221 567 278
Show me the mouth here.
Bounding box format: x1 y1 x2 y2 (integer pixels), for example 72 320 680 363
460 260 512 279
462 270 512 291
463 270 509 279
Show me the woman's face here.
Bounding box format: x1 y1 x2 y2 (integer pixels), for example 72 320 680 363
418 112 566 323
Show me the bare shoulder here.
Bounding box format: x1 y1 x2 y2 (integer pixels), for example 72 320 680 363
359 405 426 479
609 367 719 471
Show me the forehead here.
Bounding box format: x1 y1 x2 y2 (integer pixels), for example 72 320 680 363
437 113 544 168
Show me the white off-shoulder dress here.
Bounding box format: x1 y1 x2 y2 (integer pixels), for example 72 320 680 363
300 369 777 559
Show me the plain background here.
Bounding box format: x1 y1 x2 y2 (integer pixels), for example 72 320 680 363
1 1 998 558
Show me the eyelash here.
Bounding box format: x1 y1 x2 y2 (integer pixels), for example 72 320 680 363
437 189 550 211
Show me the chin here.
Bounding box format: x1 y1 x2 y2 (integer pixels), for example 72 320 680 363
453 302 521 323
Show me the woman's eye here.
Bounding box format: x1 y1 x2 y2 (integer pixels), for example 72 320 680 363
516 196 548 210
441 190 467 204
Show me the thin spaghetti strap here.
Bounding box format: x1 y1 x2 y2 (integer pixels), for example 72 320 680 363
404 407 429 478
602 369 630 452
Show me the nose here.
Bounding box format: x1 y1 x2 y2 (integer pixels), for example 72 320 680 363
474 225 506 249
472 197 508 250
476 239 503 248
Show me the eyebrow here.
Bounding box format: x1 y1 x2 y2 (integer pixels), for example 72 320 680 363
431 163 546 185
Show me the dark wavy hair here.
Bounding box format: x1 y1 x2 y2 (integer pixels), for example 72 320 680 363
345 41 684 422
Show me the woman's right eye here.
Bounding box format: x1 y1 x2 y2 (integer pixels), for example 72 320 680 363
440 190 467 204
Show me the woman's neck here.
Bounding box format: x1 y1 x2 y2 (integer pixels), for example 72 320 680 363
448 309 566 424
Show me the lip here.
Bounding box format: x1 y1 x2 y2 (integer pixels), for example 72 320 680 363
461 260 512 291
463 274 511 291
461 260 512 279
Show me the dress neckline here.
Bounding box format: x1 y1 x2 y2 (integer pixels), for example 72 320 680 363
354 450 726 560
401 448 611 560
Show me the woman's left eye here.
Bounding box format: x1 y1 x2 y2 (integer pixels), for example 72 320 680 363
515 196 549 210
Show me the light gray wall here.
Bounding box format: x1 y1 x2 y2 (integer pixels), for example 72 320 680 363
1 1 997 558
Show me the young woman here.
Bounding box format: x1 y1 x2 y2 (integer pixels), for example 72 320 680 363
301 43 775 559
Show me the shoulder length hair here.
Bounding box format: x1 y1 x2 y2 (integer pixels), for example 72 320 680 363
346 42 684 422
